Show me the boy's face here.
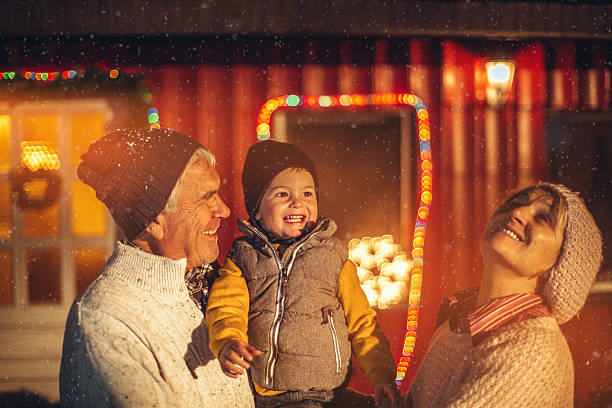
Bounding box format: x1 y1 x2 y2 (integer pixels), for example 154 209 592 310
256 167 318 239
480 188 565 279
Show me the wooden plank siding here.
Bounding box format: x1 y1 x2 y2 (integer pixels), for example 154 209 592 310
0 1 610 39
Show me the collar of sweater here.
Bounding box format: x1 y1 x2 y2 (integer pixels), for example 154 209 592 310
102 241 190 297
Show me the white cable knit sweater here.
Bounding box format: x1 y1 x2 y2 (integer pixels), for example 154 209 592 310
60 242 254 408
409 317 574 407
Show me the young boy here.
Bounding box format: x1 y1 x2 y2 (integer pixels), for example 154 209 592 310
207 140 400 407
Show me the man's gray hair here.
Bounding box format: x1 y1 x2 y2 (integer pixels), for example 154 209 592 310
163 148 216 213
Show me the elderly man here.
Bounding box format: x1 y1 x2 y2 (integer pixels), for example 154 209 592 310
60 128 254 407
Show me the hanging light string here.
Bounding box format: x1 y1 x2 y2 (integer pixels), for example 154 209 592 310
255 93 433 386
147 108 160 128
0 68 120 81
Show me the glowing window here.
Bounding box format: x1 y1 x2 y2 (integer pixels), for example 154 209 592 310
73 248 106 296
71 113 105 168
23 203 59 238
0 182 10 239
25 248 61 304
0 115 10 173
71 181 106 236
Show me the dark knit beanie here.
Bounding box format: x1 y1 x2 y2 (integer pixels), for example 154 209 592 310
77 128 204 240
242 140 318 219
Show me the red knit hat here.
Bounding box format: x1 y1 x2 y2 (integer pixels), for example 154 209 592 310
77 128 204 240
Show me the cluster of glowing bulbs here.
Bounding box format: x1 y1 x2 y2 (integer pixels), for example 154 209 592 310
256 93 433 385
349 235 413 310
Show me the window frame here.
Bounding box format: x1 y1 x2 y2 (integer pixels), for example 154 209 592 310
272 109 415 249
0 99 116 328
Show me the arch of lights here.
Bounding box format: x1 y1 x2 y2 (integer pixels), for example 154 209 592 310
255 93 433 385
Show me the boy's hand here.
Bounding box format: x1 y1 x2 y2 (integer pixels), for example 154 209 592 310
218 339 261 378
373 380 401 408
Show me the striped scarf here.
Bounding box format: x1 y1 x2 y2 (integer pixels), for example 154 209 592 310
437 287 551 345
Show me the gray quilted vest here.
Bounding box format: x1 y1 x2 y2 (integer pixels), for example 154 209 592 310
230 218 352 391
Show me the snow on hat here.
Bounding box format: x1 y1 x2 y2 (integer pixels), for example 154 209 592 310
542 183 603 324
77 128 204 240
242 140 318 219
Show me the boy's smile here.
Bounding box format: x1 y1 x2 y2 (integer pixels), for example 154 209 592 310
256 167 318 239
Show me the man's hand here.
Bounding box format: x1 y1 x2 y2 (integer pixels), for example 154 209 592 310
218 339 261 378
373 380 401 408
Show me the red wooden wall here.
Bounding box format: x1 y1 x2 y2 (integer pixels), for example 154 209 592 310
136 38 611 403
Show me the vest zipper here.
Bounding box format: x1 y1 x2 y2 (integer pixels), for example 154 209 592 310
322 307 342 374
240 220 323 389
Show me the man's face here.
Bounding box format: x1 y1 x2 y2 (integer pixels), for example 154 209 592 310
256 168 318 240
481 188 565 279
160 164 230 268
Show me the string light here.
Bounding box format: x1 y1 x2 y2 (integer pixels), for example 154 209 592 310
0 68 120 81
147 107 160 128
255 93 434 386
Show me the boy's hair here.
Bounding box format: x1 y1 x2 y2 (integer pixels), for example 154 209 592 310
242 140 318 219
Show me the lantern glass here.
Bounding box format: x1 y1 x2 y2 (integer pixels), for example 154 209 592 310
485 60 516 108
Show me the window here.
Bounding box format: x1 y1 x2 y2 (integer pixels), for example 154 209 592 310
0 99 116 401
273 110 415 248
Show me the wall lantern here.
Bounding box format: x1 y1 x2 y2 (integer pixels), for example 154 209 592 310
485 60 516 108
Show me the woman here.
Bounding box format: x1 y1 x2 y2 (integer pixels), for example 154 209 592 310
406 184 602 407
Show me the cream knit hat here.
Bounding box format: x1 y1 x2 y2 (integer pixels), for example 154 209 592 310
542 184 603 324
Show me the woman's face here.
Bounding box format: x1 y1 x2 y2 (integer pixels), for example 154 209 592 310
481 188 566 279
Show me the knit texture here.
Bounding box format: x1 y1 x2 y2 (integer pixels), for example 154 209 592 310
543 184 603 324
409 317 574 407
77 128 203 240
60 242 254 408
242 140 319 219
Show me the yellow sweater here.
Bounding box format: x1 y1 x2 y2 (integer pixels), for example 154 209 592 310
206 246 396 395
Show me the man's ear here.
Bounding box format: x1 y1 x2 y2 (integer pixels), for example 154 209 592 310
145 213 166 240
